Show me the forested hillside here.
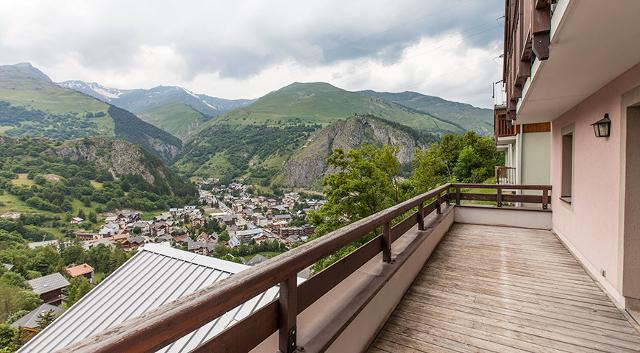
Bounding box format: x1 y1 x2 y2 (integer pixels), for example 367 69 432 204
0 136 196 228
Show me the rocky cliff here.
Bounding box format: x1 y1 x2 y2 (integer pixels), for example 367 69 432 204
52 137 167 185
282 115 427 188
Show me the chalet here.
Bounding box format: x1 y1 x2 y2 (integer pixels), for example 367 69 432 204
123 236 146 250
251 232 269 244
117 210 140 223
191 216 204 227
74 231 101 241
69 217 83 225
64 263 94 283
155 234 173 244
11 303 63 341
129 221 151 234
186 239 215 255
27 273 70 305
235 228 263 243
98 223 118 237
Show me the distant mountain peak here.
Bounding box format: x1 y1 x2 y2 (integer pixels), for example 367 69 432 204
0 62 52 83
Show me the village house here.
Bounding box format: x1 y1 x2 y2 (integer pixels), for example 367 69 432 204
69 217 83 225
186 238 215 255
27 273 70 305
74 231 101 241
64 263 94 283
11 303 63 342
128 220 151 235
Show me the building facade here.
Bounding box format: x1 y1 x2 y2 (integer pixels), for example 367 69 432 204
499 0 640 320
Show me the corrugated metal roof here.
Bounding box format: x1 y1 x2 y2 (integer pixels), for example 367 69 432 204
18 244 283 353
27 273 70 294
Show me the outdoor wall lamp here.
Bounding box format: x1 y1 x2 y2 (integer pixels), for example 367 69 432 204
591 114 611 138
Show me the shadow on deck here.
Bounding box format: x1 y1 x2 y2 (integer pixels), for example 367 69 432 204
369 223 640 353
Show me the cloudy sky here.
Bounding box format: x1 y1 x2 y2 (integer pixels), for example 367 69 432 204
0 0 504 107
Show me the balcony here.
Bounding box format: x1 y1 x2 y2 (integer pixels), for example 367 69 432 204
494 105 517 140
496 166 517 185
38 184 640 353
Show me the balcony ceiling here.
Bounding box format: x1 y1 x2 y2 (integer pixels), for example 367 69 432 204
517 0 640 123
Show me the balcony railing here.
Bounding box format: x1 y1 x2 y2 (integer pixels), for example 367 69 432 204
496 166 517 184
494 105 517 138
61 183 551 353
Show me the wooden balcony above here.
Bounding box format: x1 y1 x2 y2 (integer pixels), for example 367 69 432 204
503 0 553 120
494 105 517 139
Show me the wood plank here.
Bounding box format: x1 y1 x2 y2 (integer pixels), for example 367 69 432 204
401 294 640 348
368 224 640 353
372 332 456 353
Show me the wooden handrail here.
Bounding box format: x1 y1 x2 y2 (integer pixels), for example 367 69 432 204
61 184 452 353
59 183 551 353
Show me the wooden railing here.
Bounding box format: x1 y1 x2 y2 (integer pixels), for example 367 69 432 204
61 183 551 353
494 105 516 138
452 183 551 210
496 166 517 184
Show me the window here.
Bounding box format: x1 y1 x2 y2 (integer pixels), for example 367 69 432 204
561 132 573 203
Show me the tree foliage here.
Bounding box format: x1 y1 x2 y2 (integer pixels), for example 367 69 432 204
65 276 92 308
310 133 498 273
309 145 410 272
410 131 498 193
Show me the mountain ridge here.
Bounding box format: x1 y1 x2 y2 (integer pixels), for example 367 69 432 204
0 63 182 161
358 89 493 134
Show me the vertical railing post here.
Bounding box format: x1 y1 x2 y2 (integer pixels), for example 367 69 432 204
497 186 503 207
542 188 549 210
445 189 451 206
417 202 425 231
382 221 392 263
435 193 442 214
279 275 297 353
455 186 461 205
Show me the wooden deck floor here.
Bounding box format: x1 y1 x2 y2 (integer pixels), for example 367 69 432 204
369 223 640 353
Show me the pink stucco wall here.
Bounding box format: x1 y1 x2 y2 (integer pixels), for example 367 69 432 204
550 62 640 302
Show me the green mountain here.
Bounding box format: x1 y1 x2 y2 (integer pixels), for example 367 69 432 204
0 63 182 161
359 90 493 134
212 82 463 132
137 102 208 140
0 136 196 222
175 83 464 186
176 82 468 188
58 81 255 140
